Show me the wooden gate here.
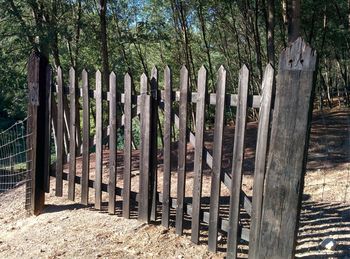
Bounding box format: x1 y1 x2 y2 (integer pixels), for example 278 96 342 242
27 38 316 259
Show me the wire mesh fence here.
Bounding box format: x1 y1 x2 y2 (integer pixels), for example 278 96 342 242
303 109 350 203
0 117 32 193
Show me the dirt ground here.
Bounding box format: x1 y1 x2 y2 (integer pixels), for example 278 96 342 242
0 108 349 258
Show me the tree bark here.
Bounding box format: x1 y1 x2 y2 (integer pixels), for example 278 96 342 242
287 0 301 43
266 0 275 66
99 0 109 90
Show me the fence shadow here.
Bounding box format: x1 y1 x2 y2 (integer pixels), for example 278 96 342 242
296 196 350 258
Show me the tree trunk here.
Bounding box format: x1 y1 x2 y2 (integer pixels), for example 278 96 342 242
99 0 109 90
266 0 275 66
198 3 214 89
288 0 301 43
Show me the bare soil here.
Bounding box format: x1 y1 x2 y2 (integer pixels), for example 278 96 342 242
0 108 349 258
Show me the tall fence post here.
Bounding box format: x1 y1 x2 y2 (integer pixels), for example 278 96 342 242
256 38 317 258
26 51 51 215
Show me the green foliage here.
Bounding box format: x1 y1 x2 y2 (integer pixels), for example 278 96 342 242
0 0 349 129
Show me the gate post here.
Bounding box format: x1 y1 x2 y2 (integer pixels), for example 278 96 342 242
26 51 51 215
256 38 317 258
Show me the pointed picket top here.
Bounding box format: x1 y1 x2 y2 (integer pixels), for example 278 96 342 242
180 65 189 94
180 64 188 75
140 73 148 94
109 71 116 98
218 64 226 73
96 69 102 80
240 64 249 75
69 67 75 78
96 70 102 95
217 65 226 80
164 65 171 75
110 71 116 79
69 67 75 94
261 64 274 90
81 69 88 89
82 69 88 82
164 65 171 91
197 65 207 96
279 37 317 71
238 64 249 99
124 72 132 82
151 66 158 79
198 65 207 75
69 66 75 74
57 66 62 77
216 65 226 92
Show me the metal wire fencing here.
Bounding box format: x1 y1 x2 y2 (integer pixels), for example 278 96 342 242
303 109 350 203
0 117 31 193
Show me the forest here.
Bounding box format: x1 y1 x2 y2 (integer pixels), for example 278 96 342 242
0 0 349 125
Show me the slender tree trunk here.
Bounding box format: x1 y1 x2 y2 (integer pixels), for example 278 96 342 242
253 0 263 82
266 0 275 66
198 3 214 89
99 0 109 90
288 0 301 43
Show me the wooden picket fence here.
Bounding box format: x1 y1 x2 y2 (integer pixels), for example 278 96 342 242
26 38 317 259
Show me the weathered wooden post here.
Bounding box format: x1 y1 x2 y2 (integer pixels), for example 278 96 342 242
256 38 316 258
26 51 51 215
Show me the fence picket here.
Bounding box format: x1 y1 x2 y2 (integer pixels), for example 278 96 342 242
191 66 207 244
68 67 77 201
55 66 64 197
248 64 274 258
108 72 117 214
123 73 132 218
208 66 227 252
139 73 151 222
44 65 52 193
227 65 250 259
175 65 189 234
161 66 172 228
81 69 90 205
95 70 103 210
150 66 158 221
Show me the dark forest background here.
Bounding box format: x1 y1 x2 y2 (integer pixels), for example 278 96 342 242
0 0 349 126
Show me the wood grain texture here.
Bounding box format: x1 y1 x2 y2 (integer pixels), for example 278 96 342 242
27 52 48 215
208 66 227 252
68 67 76 201
123 73 132 218
248 64 274 259
191 66 207 244
227 65 250 259
175 66 189 235
257 38 316 259
81 69 90 205
95 70 103 210
139 73 151 222
161 66 172 228
108 72 117 214
55 66 64 197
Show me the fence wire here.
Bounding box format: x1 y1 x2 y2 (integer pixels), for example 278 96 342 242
0 117 32 193
303 110 350 203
